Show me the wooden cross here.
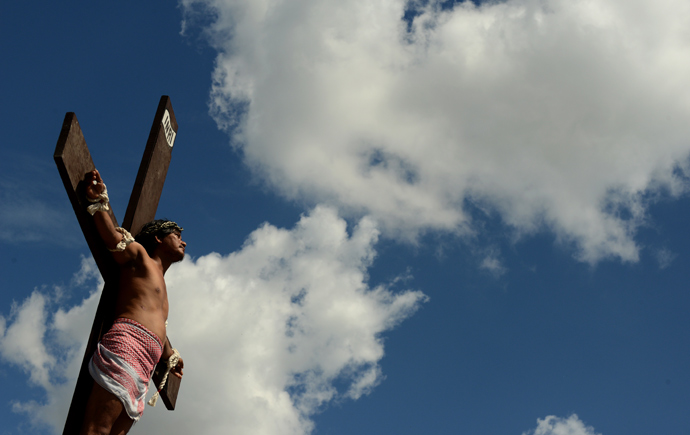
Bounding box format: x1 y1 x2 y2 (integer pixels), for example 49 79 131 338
54 96 181 435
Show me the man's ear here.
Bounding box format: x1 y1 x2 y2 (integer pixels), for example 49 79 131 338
154 235 163 244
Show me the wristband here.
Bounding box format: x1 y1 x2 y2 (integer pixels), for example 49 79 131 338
109 227 135 252
86 184 110 215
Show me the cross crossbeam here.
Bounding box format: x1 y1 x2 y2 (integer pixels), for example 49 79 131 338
54 96 181 434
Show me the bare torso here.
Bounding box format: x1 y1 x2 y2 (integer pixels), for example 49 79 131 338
114 251 169 343
80 169 184 435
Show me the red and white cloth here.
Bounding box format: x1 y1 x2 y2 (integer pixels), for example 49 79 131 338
89 318 163 421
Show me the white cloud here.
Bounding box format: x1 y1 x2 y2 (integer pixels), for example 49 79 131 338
181 0 690 263
0 257 102 432
0 291 55 389
1 207 426 434
655 247 677 269
480 253 507 277
524 414 601 435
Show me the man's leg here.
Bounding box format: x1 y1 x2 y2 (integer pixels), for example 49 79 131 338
80 382 130 435
110 410 135 435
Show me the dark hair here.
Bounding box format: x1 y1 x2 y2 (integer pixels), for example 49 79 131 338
135 219 183 256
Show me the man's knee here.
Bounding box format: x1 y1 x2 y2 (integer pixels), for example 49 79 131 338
80 383 124 435
81 420 112 435
110 411 135 435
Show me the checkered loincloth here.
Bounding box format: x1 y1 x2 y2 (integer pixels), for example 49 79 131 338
89 318 163 420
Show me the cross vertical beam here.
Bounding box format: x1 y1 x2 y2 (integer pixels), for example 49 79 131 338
123 98 177 236
54 96 180 434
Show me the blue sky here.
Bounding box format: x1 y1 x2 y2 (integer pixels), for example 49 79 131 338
1 1 690 434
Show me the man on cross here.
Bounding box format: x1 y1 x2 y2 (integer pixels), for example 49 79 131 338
80 169 185 435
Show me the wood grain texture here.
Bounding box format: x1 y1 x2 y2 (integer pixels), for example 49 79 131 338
123 96 177 237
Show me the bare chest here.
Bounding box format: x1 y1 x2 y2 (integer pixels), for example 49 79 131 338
118 261 169 310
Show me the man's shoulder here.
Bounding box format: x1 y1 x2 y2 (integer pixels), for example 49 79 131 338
113 240 149 267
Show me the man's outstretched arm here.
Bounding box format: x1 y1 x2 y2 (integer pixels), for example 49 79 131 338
85 169 144 264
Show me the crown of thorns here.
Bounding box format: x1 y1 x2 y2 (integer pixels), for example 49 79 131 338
136 221 183 237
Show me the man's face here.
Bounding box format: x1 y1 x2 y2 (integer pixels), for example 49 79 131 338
160 231 186 261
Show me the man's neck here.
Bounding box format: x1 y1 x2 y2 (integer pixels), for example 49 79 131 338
150 254 171 275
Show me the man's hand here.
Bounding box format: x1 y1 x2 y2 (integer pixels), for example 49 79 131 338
85 169 105 202
171 357 184 379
